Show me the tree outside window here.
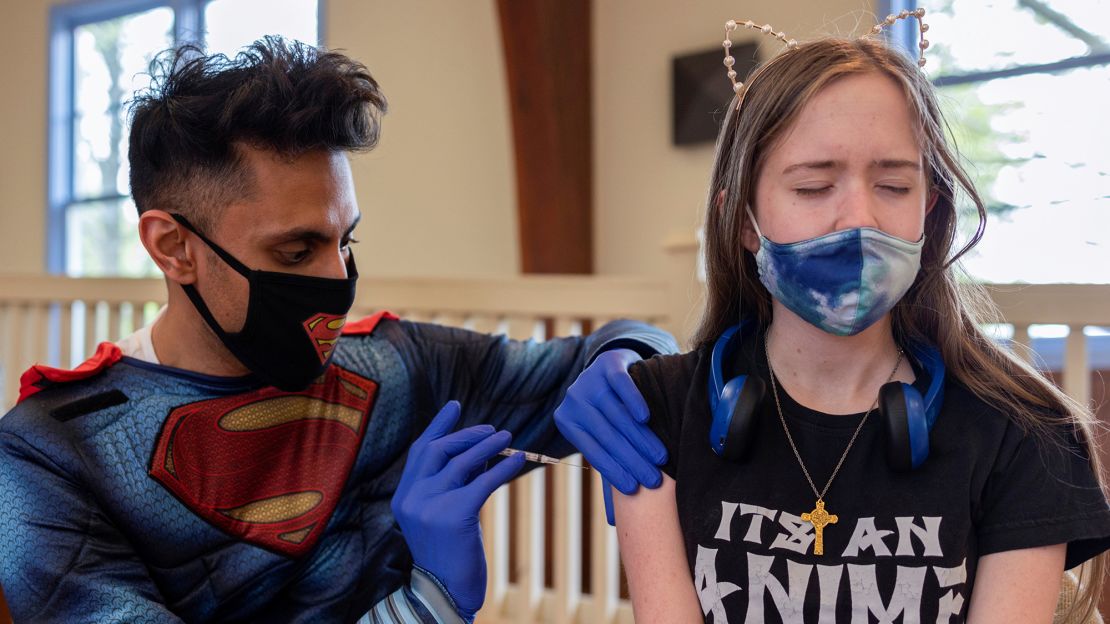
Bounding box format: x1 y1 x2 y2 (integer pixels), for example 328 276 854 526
888 0 1110 284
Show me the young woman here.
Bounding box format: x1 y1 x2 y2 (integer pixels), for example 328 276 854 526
614 14 1110 624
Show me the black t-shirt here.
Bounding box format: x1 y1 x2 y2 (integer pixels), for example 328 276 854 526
629 331 1110 623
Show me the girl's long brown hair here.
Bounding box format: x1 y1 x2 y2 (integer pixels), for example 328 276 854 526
693 36 1105 621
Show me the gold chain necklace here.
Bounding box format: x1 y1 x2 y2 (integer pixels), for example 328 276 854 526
764 336 903 556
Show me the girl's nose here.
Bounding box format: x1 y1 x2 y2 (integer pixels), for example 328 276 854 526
833 181 881 231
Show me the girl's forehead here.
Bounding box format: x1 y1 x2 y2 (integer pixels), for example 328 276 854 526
768 72 922 166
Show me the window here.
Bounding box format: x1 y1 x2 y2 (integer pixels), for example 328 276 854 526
882 0 1110 284
48 0 321 277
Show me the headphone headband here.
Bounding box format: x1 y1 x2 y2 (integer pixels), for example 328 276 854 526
708 321 751 414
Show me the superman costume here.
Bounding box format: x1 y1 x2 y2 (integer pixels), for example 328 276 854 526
0 313 677 623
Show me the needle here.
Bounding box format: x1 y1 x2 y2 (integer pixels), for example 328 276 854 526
498 448 591 470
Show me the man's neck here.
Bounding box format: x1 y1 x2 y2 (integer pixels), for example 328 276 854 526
150 289 251 378
764 303 913 415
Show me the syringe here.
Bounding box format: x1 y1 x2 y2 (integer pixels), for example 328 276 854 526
498 448 590 470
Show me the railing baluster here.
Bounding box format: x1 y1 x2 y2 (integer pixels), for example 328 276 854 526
552 460 583 624
469 315 502 336
1064 324 1090 408
130 301 145 338
503 317 540 342
59 302 74 369
107 302 122 342
1011 322 1032 364
531 318 547 343
96 301 111 344
513 468 544 623
80 300 96 361
553 317 583 339
481 482 510 620
27 304 48 369
590 474 618 624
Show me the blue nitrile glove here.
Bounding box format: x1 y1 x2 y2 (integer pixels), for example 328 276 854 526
554 348 668 526
392 401 527 621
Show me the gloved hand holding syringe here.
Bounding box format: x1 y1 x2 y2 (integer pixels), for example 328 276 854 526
498 448 591 470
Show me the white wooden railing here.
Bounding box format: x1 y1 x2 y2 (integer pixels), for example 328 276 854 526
0 269 692 624
984 284 1110 407
1 242 1108 623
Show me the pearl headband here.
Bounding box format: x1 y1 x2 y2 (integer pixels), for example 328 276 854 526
723 8 930 105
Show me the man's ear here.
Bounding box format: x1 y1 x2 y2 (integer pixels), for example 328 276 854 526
139 210 197 285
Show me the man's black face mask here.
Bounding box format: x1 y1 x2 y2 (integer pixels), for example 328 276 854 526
171 214 358 391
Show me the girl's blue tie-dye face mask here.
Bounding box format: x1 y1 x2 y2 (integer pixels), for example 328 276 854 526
745 206 924 336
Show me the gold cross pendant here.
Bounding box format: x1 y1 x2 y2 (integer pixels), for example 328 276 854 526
800 498 838 555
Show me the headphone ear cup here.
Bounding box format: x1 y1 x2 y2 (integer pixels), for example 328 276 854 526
712 375 766 462
880 382 930 472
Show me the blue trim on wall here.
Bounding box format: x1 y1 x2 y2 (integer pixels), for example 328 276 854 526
875 0 921 64
881 1 1110 86
53 0 172 26
46 6 74 273
175 0 204 44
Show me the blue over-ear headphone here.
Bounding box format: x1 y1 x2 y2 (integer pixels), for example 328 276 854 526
708 321 945 471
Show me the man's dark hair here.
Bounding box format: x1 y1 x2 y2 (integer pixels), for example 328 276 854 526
128 36 386 229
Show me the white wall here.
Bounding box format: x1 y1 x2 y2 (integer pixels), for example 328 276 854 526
0 0 519 278
592 0 877 278
327 0 519 277
0 2 50 275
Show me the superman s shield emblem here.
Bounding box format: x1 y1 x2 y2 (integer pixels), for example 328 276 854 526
149 365 377 557
303 313 347 364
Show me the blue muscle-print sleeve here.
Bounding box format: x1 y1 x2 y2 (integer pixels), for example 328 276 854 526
0 431 182 624
394 319 678 458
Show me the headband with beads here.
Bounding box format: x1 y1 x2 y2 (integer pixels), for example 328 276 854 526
723 8 930 103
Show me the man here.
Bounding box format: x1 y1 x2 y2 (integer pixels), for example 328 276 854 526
0 39 672 623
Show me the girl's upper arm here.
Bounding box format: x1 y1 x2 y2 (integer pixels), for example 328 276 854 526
612 474 703 623
965 544 1065 623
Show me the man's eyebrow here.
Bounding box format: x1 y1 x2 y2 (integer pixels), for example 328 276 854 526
345 214 362 237
264 214 362 245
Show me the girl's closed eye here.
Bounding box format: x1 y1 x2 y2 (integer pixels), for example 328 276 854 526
794 186 832 196
878 184 911 195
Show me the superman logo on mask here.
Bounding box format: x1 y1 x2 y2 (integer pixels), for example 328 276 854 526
303 313 348 364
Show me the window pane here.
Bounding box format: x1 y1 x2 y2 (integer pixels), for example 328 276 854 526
940 64 1110 283
924 0 1109 76
204 0 318 56
73 8 174 200
65 198 159 278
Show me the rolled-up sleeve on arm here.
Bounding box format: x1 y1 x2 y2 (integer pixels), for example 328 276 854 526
392 319 678 458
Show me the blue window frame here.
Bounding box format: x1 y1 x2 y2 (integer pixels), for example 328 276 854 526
47 0 323 276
